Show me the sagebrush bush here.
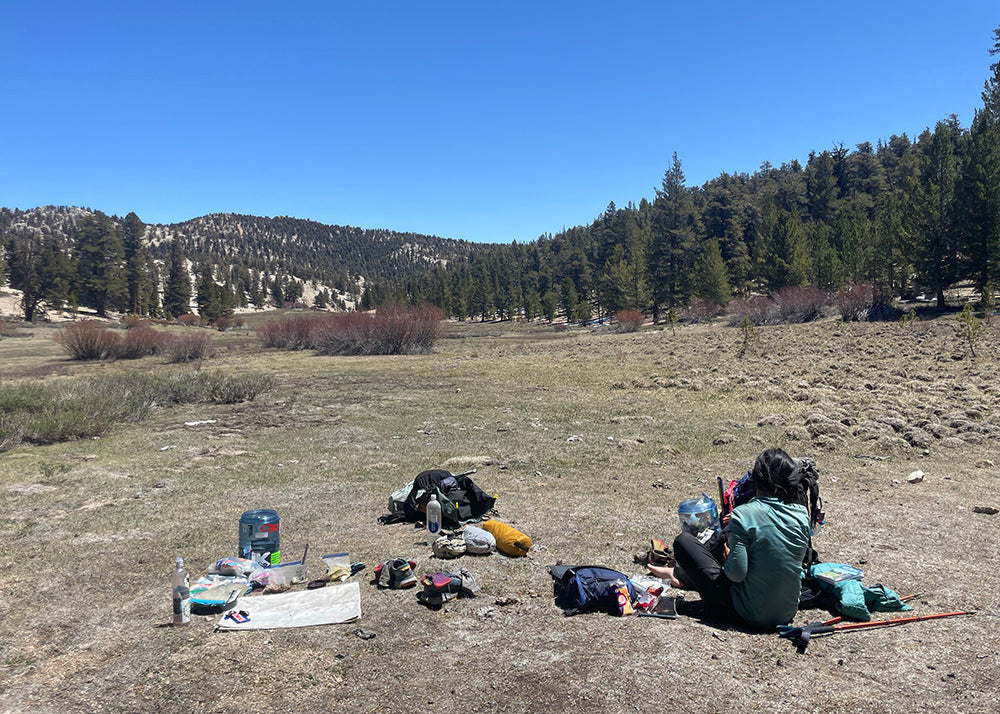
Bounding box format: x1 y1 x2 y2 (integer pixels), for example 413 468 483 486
0 371 275 452
726 295 773 326
771 286 828 323
613 309 645 333
54 320 122 360
202 372 276 403
162 333 216 363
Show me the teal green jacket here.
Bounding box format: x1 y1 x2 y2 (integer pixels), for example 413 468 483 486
723 496 810 628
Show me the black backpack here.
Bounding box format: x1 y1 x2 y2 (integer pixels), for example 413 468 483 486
794 457 825 534
724 457 825 533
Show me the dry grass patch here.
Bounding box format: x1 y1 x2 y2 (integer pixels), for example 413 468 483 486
0 318 998 713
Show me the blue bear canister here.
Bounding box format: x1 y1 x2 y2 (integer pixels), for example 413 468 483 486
678 495 720 536
238 509 280 566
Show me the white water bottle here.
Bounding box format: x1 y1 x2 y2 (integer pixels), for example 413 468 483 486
172 557 191 626
426 494 442 537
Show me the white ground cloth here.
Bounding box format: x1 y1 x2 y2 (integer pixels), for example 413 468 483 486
215 581 361 631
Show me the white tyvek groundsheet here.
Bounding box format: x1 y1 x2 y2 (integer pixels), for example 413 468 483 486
216 581 361 631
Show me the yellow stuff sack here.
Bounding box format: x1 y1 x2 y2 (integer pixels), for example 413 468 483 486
481 519 531 557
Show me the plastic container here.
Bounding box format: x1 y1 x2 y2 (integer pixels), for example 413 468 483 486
678 494 721 536
239 509 280 566
172 557 191 626
426 494 442 536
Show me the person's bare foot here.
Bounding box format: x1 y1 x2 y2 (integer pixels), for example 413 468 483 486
646 563 684 589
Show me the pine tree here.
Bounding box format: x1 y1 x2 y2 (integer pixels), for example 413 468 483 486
122 212 148 314
5 237 75 321
690 239 732 306
164 239 192 318
959 26 1000 289
912 119 962 306
650 153 698 318
754 203 809 291
196 263 223 321
74 212 126 317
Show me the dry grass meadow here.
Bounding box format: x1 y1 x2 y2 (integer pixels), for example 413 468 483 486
1 311 999 713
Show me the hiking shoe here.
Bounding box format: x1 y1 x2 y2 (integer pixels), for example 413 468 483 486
375 558 418 589
388 559 417 588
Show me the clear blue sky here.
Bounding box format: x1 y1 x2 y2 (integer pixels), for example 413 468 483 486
2 2 997 244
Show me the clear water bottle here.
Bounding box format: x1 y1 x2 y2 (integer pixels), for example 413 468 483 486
172 557 191 626
426 494 442 537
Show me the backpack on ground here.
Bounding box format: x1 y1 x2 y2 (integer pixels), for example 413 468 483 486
382 469 496 527
548 565 636 616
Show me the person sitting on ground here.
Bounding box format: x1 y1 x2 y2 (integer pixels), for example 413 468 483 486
648 448 811 629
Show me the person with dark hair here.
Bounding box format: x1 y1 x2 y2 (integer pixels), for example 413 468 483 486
647 448 811 628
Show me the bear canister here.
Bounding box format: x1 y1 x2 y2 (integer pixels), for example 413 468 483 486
239 509 280 566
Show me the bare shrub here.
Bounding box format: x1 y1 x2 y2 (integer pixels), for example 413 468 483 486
162 333 216 363
260 304 444 355
771 286 828 323
613 309 645 333
726 295 773 326
176 313 205 327
835 283 874 321
309 312 374 354
116 325 164 359
121 315 148 330
54 320 122 360
256 314 326 349
371 303 443 355
679 298 721 324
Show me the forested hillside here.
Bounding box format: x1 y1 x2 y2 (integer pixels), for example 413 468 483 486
0 208 483 321
371 27 1000 323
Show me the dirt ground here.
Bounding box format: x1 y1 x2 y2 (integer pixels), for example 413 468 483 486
0 312 998 713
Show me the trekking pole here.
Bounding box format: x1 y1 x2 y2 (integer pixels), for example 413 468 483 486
779 609 973 652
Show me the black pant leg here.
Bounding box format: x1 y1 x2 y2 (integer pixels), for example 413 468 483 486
673 531 738 622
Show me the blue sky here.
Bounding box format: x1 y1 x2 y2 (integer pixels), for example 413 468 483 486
2 2 997 244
